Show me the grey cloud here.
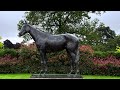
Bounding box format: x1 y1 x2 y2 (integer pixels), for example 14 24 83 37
0 11 25 43
0 11 120 44
90 11 120 35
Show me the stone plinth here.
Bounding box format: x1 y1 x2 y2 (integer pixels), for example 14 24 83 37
30 74 83 79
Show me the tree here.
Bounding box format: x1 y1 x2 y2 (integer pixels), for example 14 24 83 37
106 35 120 51
77 18 103 45
0 36 2 40
75 18 117 51
17 11 104 42
95 25 116 51
96 25 116 43
0 36 3 49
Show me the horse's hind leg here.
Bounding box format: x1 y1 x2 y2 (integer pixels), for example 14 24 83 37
74 49 83 78
44 53 48 74
66 49 76 74
75 49 80 75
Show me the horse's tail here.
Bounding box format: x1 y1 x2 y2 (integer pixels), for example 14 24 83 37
76 46 80 63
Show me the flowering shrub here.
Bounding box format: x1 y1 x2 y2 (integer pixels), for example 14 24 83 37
91 53 120 76
0 43 120 75
79 51 94 75
79 45 94 55
92 55 120 67
48 50 68 62
0 55 19 65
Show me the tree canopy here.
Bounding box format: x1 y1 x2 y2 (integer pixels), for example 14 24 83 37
17 11 103 42
17 11 120 51
0 36 2 40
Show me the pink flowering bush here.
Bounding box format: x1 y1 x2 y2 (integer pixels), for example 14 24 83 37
0 43 120 75
79 45 94 55
91 52 120 76
92 55 120 67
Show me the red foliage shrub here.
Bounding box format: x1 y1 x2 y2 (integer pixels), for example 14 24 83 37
48 53 68 62
0 55 20 65
20 42 37 51
92 55 120 67
27 42 37 51
79 45 94 55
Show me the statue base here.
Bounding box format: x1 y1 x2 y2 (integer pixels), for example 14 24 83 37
30 74 83 79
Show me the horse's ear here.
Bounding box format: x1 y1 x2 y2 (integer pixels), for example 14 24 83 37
24 20 28 24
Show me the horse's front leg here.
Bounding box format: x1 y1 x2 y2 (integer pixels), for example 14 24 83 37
43 52 48 75
39 50 48 76
39 50 44 75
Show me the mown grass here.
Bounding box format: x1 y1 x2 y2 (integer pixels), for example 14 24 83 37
0 74 120 79
0 74 31 79
83 75 120 79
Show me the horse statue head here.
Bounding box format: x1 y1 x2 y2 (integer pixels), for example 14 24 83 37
19 20 30 37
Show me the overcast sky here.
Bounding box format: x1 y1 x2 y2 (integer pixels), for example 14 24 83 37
0 11 120 44
0 11 25 44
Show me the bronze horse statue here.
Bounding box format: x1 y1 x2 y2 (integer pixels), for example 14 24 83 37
19 21 80 76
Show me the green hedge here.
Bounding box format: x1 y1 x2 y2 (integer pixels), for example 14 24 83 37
0 48 120 76
0 49 18 57
93 51 120 59
0 42 4 49
0 48 70 74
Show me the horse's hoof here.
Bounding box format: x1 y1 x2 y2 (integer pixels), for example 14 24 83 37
73 74 78 78
79 75 83 78
69 72 75 74
39 70 44 74
67 72 74 77
67 73 72 77
41 74 45 77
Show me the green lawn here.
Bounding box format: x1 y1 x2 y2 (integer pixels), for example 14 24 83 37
83 75 120 79
0 74 120 79
0 74 31 79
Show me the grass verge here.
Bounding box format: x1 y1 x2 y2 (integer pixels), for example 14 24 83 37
0 74 120 79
